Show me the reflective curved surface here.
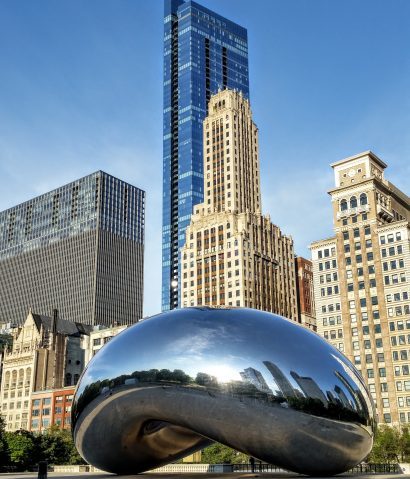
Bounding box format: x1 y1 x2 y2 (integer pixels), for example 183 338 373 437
72 307 376 475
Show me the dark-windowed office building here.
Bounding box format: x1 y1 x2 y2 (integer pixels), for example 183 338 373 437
162 0 250 310
0 171 145 326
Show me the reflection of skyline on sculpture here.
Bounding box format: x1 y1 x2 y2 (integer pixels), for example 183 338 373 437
75 361 373 430
78 360 373 428
78 308 363 398
74 308 374 429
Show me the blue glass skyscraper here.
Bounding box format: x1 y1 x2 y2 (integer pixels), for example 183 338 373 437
162 0 249 310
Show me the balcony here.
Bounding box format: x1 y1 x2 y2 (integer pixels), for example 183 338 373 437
377 204 394 222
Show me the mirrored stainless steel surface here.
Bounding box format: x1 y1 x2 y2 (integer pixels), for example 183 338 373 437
72 307 375 475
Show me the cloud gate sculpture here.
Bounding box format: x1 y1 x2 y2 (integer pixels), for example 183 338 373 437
72 308 375 475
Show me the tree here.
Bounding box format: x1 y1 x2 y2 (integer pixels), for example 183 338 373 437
201 443 248 464
0 416 10 471
368 425 400 463
38 426 70 465
4 430 37 470
38 425 85 465
399 425 410 462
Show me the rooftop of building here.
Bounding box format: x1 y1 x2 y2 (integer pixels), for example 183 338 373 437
30 311 93 337
330 150 387 169
166 0 248 37
309 236 337 248
0 170 145 217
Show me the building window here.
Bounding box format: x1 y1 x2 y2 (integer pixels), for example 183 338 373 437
360 193 368 205
383 414 392 423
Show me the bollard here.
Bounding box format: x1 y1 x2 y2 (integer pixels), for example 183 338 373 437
38 461 47 479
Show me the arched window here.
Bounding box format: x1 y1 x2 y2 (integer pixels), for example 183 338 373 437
4 371 10 389
18 369 24 388
26 368 31 386
360 193 368 205
350 196 357 208
340 199 348 211
74 374 80 384
11 370 17 389
65 373 72 387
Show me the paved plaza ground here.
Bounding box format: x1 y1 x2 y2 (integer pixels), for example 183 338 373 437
1 473 409 479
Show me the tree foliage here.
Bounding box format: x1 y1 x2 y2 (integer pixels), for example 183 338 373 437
0 424 85 471
0 417 9 470
201 443 248 464
368 424 410 463
4 430 37 470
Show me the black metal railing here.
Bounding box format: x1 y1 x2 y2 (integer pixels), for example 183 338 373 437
232 463 289 473
348 463 401 474
232 462 401 474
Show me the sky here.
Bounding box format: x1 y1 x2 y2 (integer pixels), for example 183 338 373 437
0 0 409 317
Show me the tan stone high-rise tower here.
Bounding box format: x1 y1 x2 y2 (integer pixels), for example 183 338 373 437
181 90 298 320
310 151 410 425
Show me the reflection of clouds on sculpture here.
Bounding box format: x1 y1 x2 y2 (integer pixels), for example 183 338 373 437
72 308 375 475
164 323 245 370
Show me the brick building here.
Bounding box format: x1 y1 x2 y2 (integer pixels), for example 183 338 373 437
295 257 316 330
